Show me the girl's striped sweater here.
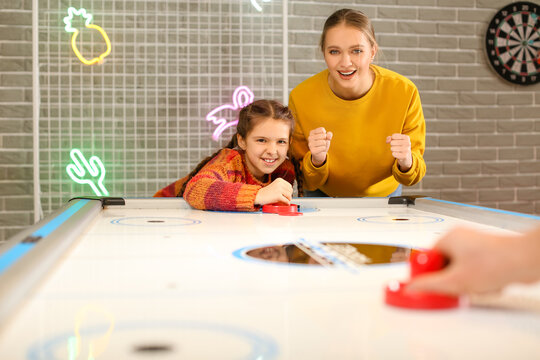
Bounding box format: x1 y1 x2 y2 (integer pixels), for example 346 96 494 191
154 148 296 212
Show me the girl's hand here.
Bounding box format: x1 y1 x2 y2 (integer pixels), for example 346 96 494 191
386 134 412 171
308 127 333 167
254 178 293 205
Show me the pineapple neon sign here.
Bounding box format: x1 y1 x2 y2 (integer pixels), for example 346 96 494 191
63 7 111 65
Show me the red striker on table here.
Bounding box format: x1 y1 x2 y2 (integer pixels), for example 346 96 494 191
385 249 460 310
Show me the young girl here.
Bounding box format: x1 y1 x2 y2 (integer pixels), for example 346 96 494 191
289 8 426 197
154 99 302 211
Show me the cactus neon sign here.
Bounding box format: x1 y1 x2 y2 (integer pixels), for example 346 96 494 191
206 86 255 141
63 7 111 65
66 149 109 196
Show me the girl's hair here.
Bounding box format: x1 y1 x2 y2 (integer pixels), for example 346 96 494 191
179 99 304 196
319 8 377 52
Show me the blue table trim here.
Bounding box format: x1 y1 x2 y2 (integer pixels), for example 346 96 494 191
32 199 89 238
0 243 33 274
425 198 540 220
0 199 90 276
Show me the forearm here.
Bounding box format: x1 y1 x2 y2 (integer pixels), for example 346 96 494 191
407 226 540 295
511 226 540 284
392 152 426 186
301 152 329 191
184 177 260 211
396 88 426 186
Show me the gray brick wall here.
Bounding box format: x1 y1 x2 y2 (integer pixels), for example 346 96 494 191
0 0 539 244
0 0 33 242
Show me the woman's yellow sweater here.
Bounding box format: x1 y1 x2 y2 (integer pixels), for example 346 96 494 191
289 65 426 197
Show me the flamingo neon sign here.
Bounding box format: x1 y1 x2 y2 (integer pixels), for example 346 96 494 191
206 86 255 141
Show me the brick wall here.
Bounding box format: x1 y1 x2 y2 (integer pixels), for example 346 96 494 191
0 0 33 242
0 0 539 244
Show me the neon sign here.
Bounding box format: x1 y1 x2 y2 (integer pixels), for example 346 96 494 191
66 149 109 197
68 304 115 360
206 86 254 141
63 7 111 65
250 0 272 12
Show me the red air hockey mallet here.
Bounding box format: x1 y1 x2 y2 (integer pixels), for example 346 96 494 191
262 203 302 216
385 249 460 309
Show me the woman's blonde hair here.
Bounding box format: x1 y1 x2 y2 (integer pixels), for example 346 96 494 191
319 9 377 52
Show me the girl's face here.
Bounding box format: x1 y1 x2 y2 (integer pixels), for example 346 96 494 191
237 117 291 181
323 24 377 100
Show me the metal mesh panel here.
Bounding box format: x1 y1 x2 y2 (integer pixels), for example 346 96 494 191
38 0 284 213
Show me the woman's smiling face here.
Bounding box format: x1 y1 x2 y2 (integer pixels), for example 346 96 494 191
323 24 377 100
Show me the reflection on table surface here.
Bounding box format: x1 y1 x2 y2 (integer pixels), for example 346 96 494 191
246 243 411 266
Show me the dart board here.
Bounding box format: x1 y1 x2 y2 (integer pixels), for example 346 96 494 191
485 1 540 85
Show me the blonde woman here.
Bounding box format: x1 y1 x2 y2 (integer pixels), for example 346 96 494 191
290 8 426 197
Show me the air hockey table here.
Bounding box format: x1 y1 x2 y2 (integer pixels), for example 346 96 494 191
1 196 540 359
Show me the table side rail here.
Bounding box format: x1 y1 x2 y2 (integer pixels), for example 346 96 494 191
0 199 102 331
415 198 540 233
120 197 404 210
